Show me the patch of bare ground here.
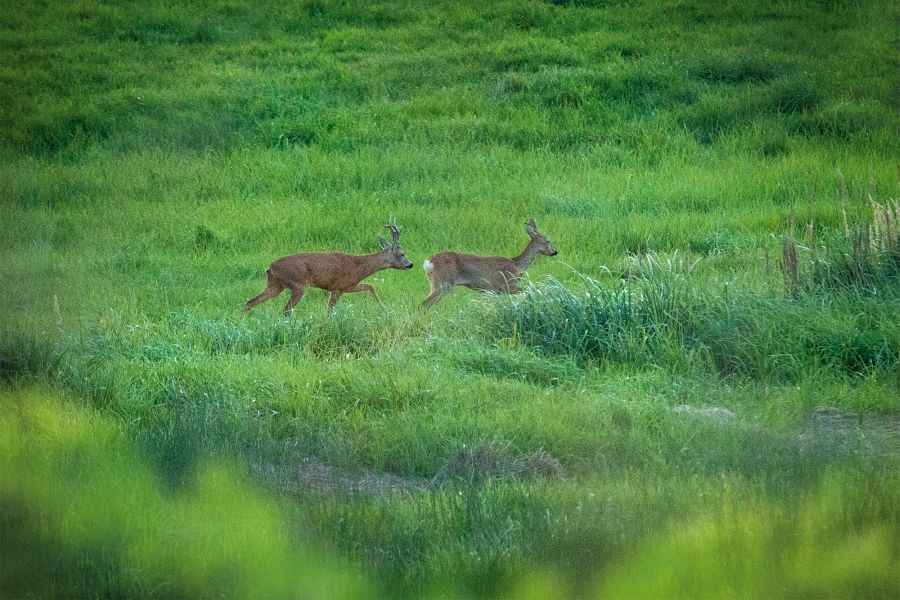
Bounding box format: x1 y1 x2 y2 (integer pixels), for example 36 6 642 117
799 406 900 460
428 441 564 487
672 405 735 423
253 459 428 497
252 441 564 497
809 407 900 433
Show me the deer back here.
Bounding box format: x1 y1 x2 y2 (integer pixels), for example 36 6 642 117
269 252 379 291
426 252 522 291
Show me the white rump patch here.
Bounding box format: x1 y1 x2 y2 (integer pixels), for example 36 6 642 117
423 259 433 272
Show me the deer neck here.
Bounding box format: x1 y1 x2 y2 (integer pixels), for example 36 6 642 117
513 239 542 271
357 251 391 277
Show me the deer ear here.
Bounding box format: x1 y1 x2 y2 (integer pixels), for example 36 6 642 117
379 235 389 249
525 219 537 236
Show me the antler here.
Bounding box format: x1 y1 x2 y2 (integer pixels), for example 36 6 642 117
386 214 402 244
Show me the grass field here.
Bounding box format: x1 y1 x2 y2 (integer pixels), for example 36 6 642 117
2 0 899 597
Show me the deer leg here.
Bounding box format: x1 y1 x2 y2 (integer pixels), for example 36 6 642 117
422 291 441 308
327 291 343 312
422 282 452 308
283 286 306 316
345 284 382 305
498 273 521 294
243 283 284 312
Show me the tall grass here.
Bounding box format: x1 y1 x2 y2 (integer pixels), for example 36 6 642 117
781 187 900 295
488 255 900 381
2 0 899 596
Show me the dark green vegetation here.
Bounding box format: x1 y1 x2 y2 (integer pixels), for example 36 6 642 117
2 0 899 597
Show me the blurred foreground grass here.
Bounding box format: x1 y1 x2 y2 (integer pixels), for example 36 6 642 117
3 386 898 598
0 387 371 599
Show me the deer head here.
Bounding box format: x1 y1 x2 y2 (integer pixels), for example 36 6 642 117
525 219 558 256
379 220 414 269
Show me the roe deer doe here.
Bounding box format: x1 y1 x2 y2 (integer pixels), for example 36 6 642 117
243 221 413 315
422 219 557 308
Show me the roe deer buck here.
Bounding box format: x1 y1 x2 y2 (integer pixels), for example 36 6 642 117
422 219 557 308
243 221 413 315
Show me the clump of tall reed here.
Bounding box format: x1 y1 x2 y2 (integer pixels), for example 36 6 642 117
781 179 899 296
486 250 900 380
486 254 698 368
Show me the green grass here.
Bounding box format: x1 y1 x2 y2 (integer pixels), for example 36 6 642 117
487 263 900 381
2 0 899 597
1 389 370 598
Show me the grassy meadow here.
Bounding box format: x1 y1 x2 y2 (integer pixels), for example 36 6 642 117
2 0 899 597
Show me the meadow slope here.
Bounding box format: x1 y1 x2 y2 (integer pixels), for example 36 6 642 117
1 0 899 597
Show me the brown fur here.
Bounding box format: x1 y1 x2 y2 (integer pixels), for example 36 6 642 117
422 219 557 308
243 225 413 315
